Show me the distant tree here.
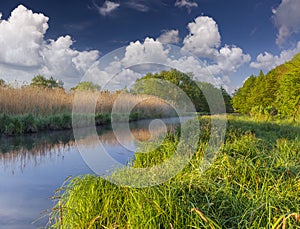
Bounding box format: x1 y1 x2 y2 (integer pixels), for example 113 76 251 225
221 86 234 113
252 72 266 107
196 83 232 114
196 82 217 112
260 69 278 108
131 69 206 112
71 81 101 91
232 75 256 113
232 51 300 119
47 76 64 89
30 75 48 88
0 79 6 87
131 69 232 113
30 75 63 89
277 69 300 118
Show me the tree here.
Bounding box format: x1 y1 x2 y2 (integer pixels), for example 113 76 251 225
47 76 64 89
131 69 206 112
232 51 300 119
31 75 48 87
221 86 234 113
30 75 63 89
71 81 101 91
131 69 232 113
0 79 6 87
276 69 300 118
232 75 256 113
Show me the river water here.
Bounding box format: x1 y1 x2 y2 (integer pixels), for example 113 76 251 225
0 117 185 229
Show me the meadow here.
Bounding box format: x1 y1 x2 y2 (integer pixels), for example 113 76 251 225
49 115 300 228
0 86 175 135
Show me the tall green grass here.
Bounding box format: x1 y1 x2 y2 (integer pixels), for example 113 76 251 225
49 115 300 228
0 113 72 135
0 113 134 135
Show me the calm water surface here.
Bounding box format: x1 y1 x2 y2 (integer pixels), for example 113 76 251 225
0 117 185 229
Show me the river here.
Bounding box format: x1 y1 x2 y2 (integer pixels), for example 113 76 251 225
0 117 186 229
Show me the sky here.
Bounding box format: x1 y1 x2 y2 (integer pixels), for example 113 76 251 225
1 0 300 92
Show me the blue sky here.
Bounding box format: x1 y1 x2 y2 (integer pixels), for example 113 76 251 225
0 0 300 91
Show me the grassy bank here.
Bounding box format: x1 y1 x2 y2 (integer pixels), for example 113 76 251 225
0 111 175 136
0 86 176 136
49 115 300 228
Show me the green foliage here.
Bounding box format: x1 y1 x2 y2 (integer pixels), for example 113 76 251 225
131 69 202 111
232 75 257 114
0 113 71 135
131 69 232 113
0 79 6 87
233 52 300 121
71 81 101 91
221 86 234 113
0 110 175 136
0 113 37 135
30 75 64 89
49 115 300 228
276 68 300 119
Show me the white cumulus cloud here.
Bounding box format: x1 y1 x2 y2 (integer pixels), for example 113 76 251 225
121 38 169 67
157 30 180 44
94 16 245 93
100 35 248 90
0 5 99 88
212 45 251 74
250 41 300 70
182 16 250 77
41 36 99 79
272 0 300 46
182 16 221 58
0 5 48 68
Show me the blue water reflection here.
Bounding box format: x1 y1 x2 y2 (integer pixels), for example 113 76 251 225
0 117 186 229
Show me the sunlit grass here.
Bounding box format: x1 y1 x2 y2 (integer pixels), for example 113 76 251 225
49 116 300 228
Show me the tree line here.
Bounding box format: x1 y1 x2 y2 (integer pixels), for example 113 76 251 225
131 69 233 113
0 75 101 92
232 52 300 121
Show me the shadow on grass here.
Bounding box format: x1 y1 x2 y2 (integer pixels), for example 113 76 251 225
224 115 300 143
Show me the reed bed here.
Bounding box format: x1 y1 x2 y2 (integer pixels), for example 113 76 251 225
0 86 72 115
0 86 175 135
0 86 174 116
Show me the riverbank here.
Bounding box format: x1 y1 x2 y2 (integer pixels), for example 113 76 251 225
0 111 177 136
49 115 300 228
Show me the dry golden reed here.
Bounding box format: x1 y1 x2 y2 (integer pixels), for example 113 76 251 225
0 86 72 115
0 86 174 116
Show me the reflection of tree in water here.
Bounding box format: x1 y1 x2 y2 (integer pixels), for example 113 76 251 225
0 130 75 173
0 120 179 174
98 125 173 145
